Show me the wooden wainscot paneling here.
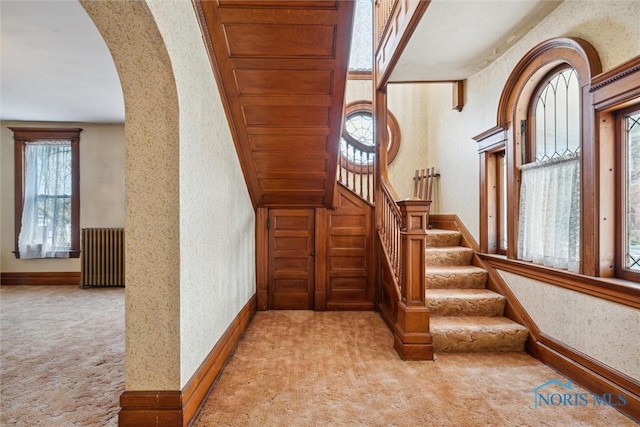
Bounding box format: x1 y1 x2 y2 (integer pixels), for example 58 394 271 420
118 295 256 426
326 185 375 310
1 272 81 286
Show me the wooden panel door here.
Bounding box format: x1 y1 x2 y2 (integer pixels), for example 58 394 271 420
268 209 315 309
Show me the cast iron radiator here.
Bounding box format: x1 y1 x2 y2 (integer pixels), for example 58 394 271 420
80 228 125 287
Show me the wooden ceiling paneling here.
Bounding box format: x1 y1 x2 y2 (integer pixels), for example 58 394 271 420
196 0 354 207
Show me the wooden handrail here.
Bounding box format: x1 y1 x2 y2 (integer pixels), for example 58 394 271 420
378 177 403 294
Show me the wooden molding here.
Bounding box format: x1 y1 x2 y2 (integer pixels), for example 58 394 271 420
181 294 256 426
531 336 640 422
480 254 640 309
118 294 256 426
472 125 507 153
496 38 601 127
452 80 464 112
119 391 182 427
374 0 430 88
255 208 269 311
1 272 81 286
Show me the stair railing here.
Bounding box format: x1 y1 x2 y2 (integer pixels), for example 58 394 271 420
378 177 403 294
338 133 375 204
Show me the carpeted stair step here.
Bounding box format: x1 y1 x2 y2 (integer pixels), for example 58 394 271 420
430 316 529 352
426 229 461 247
427 289 506 316
426 246 474 266
426 265 488 289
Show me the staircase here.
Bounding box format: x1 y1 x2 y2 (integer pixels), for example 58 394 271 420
426 229 529 352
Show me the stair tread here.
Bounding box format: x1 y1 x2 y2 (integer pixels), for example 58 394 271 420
426 229 460 236
430 316 527 331
427 289 505 300
426 246 473 252
427 265 487 274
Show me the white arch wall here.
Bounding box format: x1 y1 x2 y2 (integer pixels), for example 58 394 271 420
81 0 255 391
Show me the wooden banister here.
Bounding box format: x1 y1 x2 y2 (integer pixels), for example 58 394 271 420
377 177 433 360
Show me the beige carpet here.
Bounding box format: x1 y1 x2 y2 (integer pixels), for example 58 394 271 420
194 311 636 427
1 287 636 426
0 285 124 426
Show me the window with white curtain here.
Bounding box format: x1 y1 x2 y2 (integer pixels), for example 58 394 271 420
19 141 73 258
11 128 81 259
517 67 581 272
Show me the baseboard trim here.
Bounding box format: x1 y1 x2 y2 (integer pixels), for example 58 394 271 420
530 336 639 422
119 391 183 427
118 294 257 427
1 271 80 286
181 293 256 425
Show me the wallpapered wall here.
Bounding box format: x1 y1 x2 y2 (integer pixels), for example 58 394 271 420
417 0 640 381
82 0 256 391
146 0 256 388
0 122 125 273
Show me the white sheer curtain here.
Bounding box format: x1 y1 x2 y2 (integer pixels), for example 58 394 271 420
18 141 72 259
517 153 580 272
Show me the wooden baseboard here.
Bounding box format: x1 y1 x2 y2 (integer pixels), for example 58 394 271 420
118 294 257 427
181 293 256 425
1 271 80 286
530 336 639 422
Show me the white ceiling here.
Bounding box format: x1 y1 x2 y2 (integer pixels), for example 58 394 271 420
389 0 562 82
0 0 124 123
0 0 561 123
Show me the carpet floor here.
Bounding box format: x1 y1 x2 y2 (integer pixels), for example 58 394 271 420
194 310 637 427
1 285 124 426
0 286 636 426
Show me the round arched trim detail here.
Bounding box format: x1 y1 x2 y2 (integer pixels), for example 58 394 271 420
496 37 602 128
343 100 401 164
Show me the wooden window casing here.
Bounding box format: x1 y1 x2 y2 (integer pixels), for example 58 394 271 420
11 127 81 259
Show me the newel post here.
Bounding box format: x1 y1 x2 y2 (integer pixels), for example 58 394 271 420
394 199 433 360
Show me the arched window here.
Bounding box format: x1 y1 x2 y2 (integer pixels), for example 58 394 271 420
518 65 582 272
530 67 580 162
340 100 400 173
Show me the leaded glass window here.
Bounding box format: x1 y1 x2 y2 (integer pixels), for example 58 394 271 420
624 110 640 271
532 68 580 162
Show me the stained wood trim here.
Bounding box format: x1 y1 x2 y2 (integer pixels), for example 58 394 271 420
591 55 640 93
256 208 269 310
10 127 82 259
452 80 464 112
119 391 182 427
1 272 81 286
315 207 327 311
530 336 640 422
480 254 640 309
118 294 256 427
374 0 430 88
473 125 507 153
496 38 602 127
348 70 372 80
181 294 256 426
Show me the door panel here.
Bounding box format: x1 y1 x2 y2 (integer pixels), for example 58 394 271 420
269 209 315 309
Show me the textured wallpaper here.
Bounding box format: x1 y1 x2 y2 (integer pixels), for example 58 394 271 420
498 270 640 381
81 0 181 390
146 0 256 388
